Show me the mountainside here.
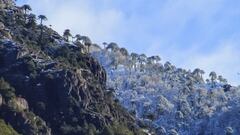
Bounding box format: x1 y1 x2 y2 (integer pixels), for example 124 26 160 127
91 44 240 135
0 0 146 135
1 0 240 135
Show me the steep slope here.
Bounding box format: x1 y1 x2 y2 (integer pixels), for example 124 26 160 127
0 0 145 135
0 119 19 135
91 44 240 135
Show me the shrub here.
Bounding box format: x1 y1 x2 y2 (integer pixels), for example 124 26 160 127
0 119 19 135
0 78 15 101
101 126 114 135
112 123 134 135
100 122 134 135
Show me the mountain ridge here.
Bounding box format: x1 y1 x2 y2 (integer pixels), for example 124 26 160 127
0 0 146 134
1 0 240 135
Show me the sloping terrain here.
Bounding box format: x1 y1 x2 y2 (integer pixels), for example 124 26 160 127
1 0 240 135
92 44 240 135
0 0 145 135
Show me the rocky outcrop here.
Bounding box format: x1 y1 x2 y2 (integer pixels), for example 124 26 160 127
0 1 144 134
0 38 140 134
0 77 51 135
15 97 29 111
0 40 27 67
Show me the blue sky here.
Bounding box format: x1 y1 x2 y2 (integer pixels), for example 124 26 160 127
16 0 240 85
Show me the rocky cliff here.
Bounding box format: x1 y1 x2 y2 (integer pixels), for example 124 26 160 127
0 1 145 135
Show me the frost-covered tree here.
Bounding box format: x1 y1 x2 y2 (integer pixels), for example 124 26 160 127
130 53 138 71
138 54 147 72
209 71 217 87
156 126 167 135
169 129 179 135
63 29 72 42
74 34 81 42
102 42 107 49
106 42 119 52
218 75 228 84
119 47 129 56
164 61 172 71
90 42 239 135
200 70 205 78
79 36 92 53
154 56 161 63
225 127 234 135
147 56 155 65
175 111 184 120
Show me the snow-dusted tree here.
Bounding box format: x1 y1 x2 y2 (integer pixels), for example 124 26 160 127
90 40 240 135
175 111 184 120
106 42 119 52
90 44 102 52
218 75 228 84
138 54 147 72
209 71 217 87
79 36 92 53
225 127 234 135
193 68 202 82
169 129 179 135
146 56 155 71
154 56 161 63
102 42 107 49
218 75 223 82
74 34 81 42
73 34 86 53
182 86 190 95
206 79 210 84
178 99 191 116
130 53 139 71
147 56 155 64
119 47 129 56
157 126 167 135
74 41 86 53
200 69 205 79
63 29 72 42
164 61 172 71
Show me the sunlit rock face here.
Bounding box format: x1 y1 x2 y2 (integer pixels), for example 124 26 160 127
15 97 29 111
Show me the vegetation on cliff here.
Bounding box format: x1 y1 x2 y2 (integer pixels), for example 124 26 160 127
0 0 146 134
0 119 19 135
